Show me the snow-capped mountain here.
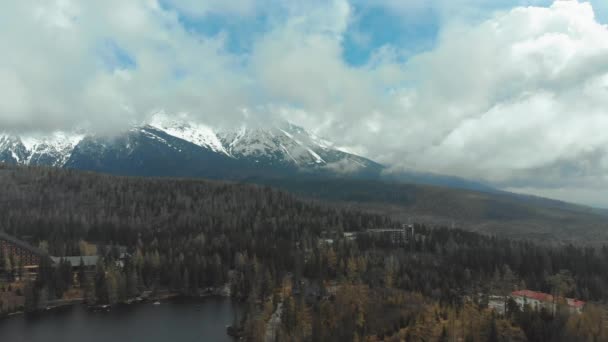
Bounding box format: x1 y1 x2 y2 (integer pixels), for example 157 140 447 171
0 136 28 164
0 117 382 179
148 115 380 174
217 123 378 173
219 124 331 166
0 117 496 192
22 132 84 166
149 115 230 156
0 132 83 167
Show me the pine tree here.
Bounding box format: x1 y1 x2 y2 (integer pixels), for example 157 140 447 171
487 316 499 342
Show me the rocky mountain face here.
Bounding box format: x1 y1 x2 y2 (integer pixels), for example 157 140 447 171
0 117 383 180
0 133 83 167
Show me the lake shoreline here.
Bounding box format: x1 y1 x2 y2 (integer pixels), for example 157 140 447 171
0 296 242 342
0 285 232 321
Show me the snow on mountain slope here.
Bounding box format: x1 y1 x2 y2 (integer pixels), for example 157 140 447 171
0 135 28 164
147 114 378 173
21 132 84 166
0 118 499 194
216 121 380 173
1 116 380 175
0 132 83 166
149 114 230 156
218 125 318 165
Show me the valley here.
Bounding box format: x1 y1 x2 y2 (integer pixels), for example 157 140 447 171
3 118 607 245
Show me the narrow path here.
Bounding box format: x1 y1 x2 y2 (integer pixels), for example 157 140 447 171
264 302 283 342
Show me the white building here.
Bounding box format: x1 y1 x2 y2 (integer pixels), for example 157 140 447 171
511 290 585 314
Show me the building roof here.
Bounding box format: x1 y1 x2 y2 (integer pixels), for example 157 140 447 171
0 231 48 257
566 298 586 309
51 256 100 267
512 290 585 308
512 290 554 303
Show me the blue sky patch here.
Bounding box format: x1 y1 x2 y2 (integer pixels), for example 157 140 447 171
157 0 608 68
98 39 137 71
343 4 440 66
159 0 275 55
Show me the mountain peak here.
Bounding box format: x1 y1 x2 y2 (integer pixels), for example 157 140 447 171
148 114 230 156
145 114 377 172
0 131 84 167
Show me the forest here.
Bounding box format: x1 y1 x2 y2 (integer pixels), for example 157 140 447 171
0 165 607 341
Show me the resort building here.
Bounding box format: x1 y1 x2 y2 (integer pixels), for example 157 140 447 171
362 224 415 246
0 231 47 271
511 290 585 314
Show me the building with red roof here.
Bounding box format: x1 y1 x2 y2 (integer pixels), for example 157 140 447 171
511 290 585 314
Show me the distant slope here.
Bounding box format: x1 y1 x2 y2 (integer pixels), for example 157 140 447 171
0 165 392 252
382 170 498 193
64 126 245 179
247 177 608 244
1 163 605 243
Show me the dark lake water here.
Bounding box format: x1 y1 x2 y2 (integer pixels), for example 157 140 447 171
0 297 241 342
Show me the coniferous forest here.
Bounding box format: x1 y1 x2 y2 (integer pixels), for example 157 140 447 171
1 165 608 341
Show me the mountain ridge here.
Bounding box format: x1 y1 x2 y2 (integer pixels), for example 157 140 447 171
0 116 385 178
0 116 501 194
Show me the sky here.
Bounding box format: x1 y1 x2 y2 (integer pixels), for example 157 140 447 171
2 0 608 207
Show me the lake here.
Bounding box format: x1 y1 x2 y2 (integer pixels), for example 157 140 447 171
0 297 242 342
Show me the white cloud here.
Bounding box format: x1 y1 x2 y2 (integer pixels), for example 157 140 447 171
0 0 253 132
372 0 608 206
255 0 608 207
166 0 259 17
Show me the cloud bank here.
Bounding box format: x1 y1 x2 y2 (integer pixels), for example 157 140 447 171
2 0 608 206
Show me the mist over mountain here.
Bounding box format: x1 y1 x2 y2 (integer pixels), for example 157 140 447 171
0 115 493 193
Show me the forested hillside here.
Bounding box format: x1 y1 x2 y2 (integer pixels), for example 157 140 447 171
1 165 608 341
0 165 391 257
250 177 608 244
